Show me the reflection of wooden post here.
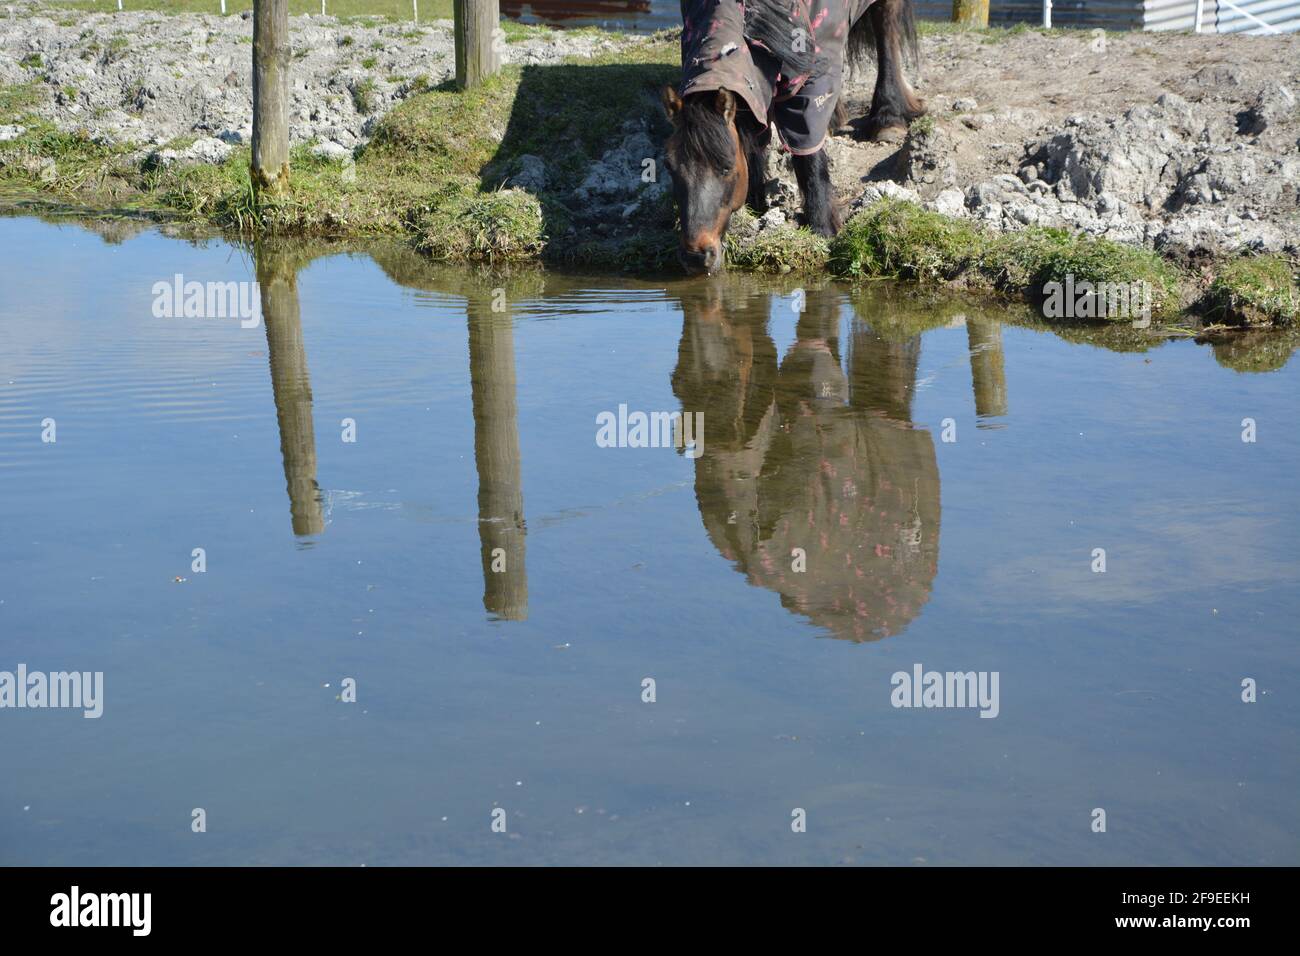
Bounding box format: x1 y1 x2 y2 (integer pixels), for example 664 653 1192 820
468 301 527 620
966 316 1008 422
252 0 290 193
257 244 324 536
952 0 989 27
848 321 921 422
454 0 500 90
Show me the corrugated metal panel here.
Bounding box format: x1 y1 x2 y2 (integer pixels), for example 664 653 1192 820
1143 0 1203 30
1213 0 1300 32
912 0 1298 31
914 0 1146 28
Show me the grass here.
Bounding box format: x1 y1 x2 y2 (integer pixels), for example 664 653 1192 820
410 178 545 262
829 199 1185 319
0 91 139 193
724 210 829 274
59 0 455 21
350 76 378 114
0 82 44 118
997 227 1182 317
1205 254 1300 326
916 21 1054 41
830 198 986 283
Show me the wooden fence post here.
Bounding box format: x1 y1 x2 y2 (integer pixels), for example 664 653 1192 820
952 0 990 27
454 0 501 90
252 0 291 194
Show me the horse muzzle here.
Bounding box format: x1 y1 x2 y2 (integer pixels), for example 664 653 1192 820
679 241 723 276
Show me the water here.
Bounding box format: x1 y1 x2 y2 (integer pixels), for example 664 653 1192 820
1 213 1297 865
503 0 676 32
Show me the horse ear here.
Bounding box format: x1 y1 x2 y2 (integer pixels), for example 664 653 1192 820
714 89 737 125
662 85 683 120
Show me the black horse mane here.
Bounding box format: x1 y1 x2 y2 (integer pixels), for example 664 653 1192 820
675 94 763 174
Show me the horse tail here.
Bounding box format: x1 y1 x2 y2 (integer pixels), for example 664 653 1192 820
846 7 874 74
745 3 817 79
900 0 921 79
847 0 922 81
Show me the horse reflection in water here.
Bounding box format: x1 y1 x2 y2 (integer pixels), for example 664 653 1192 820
670 281 940 641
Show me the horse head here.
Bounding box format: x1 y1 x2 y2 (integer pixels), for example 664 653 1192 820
661 87 752 276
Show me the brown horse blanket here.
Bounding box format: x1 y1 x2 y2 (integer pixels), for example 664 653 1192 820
679 0 870 154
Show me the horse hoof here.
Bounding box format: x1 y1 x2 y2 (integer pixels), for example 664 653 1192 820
870 125 908 145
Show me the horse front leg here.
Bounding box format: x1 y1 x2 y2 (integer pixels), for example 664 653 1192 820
792 148 841 238
865 0 926 143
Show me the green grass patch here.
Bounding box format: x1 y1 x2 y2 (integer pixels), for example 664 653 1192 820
409 178 545 262
350 77 379 114
0 119 137 193
1001 229 1182 318
59 0 455 21
916 21 1055 41
829 198 1184 319
829 198 987 283
0 83 45 122
1205 254 1300 326
368 36 676 188
725 210 829 274
363 72 519 180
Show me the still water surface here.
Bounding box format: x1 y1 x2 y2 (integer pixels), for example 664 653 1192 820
503 0 675 32
1 214 1297 864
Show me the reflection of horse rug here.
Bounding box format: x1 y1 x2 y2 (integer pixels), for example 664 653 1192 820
679 0 871 155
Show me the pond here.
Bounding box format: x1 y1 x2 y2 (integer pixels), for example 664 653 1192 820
502 0 676 32
0 212 1297 865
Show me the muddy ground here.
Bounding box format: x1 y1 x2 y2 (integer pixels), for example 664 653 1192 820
1 4 1297 263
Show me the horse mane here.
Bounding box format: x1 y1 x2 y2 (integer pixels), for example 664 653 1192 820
675 94 762 174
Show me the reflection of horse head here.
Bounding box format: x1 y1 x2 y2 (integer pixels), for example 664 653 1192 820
670 282 940 641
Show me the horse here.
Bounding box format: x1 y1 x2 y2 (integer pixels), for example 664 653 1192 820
662 0 925 274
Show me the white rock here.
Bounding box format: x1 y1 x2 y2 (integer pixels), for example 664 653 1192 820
183 137 233 164
931 187 966 217
311 139 353 163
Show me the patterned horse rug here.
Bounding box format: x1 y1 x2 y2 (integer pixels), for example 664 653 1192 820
679 0 871 154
